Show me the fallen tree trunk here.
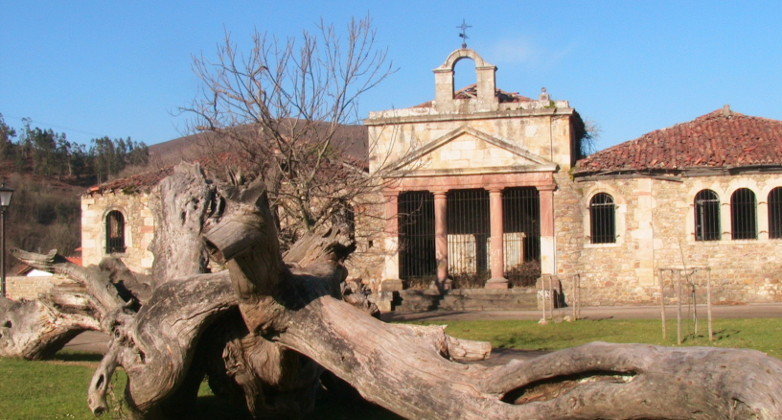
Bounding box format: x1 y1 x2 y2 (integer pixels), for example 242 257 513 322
2 162 781 419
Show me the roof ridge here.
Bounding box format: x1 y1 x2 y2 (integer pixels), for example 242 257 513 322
576 108 782 174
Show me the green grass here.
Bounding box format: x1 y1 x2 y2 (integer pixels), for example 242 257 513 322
417 318 782 358
0 318 780 419
0 353 106 419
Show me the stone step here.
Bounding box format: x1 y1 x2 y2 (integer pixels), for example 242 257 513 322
393 288 540 313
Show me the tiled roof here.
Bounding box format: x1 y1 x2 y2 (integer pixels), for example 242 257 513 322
86 152 248 194
575 107 782 175
87 167 174 194
87 122 370 194
414 84 533 108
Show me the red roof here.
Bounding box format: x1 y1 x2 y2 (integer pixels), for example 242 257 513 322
414 84 533 108
575 107 782 174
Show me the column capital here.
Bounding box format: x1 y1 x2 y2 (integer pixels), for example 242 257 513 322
487 187 503 194
537 184 557 192
432 189 448 197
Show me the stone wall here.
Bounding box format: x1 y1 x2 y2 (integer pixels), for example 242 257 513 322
347 190 387 291
81 191 155 273
570 173 782 305
5 275 72 300
368 113 576 174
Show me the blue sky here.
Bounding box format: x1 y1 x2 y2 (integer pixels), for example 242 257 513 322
1 1 781 152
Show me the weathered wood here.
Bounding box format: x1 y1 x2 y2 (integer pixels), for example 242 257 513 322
0 296 99 359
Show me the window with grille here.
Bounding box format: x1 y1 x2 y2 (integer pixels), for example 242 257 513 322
106 210 126 253
770 187 782 239
694 190 721 241
589 193 615 244
731 188 757 240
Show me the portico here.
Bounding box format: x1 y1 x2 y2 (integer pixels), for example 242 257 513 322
365 47 581 293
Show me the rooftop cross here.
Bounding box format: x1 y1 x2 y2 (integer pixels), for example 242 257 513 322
457 19 472 49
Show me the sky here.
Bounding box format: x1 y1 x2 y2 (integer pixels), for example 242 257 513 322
2 1 781 152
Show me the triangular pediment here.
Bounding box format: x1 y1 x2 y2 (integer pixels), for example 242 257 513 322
388 126 556 175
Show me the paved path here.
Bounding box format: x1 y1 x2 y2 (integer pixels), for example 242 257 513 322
65 303 782 354
382 303 782 322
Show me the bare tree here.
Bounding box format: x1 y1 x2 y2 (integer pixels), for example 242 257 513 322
183 16 394 246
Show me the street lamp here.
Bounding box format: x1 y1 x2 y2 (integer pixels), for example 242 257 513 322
0 183 14 298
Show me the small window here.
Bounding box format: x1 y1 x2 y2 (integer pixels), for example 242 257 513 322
106 210 126 253
694 190 721 241
589 193 615 244
769 187 782 239
731 188 757 240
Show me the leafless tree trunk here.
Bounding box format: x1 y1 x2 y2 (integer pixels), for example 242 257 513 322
1 163 781 419
182 16 397 248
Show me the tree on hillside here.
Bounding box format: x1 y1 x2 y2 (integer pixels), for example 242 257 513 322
184 16 395 246
0 114 16 159
90 136 149 183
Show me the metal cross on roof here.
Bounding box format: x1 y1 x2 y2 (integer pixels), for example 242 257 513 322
457 19 472 49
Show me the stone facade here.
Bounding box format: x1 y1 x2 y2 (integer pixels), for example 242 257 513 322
81 190 155 273
558 173 782 305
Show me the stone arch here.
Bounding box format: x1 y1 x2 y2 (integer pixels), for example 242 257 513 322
105 209 127 254
441 48 490 69
581 182 627 246
433 48 498 111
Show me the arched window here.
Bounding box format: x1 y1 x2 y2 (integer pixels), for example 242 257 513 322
106 210 126 253
731 188 757 240
768 187 782 239
590 193 615 244
694 190 720 241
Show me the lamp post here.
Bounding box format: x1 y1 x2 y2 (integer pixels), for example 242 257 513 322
0 183 14 297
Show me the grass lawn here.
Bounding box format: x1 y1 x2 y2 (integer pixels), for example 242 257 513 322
0 318 780 419
422 318 782 358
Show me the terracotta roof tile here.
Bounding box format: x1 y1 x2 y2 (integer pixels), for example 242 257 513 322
575 107 782 174
414 84 533 108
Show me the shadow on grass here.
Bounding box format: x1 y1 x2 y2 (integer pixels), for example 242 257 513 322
53 351 104 363
188 392 401 419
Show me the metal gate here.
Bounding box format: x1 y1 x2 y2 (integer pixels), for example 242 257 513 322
503 187 540 286
398 191 436 287
447 189 490 288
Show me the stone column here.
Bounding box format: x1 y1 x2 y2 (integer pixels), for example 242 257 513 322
538 185 557 275
758 200 769 240
380 191 403 292
486 188 508 289
434 191 451 290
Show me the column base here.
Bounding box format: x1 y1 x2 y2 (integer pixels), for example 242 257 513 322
375 291 397 312
379 278 404 292
484 277 509 289
431 278 453 292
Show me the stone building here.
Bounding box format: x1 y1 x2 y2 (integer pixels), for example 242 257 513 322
365 48 584 294
571 106 782 304
80 47 782 308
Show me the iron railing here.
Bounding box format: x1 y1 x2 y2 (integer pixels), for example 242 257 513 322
589 193 615 244
503 187 540 286
447 189 490 288
695 190 720 241
770 187 782 239
106 210 126 253
731 188 757 240
398 191 436 286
